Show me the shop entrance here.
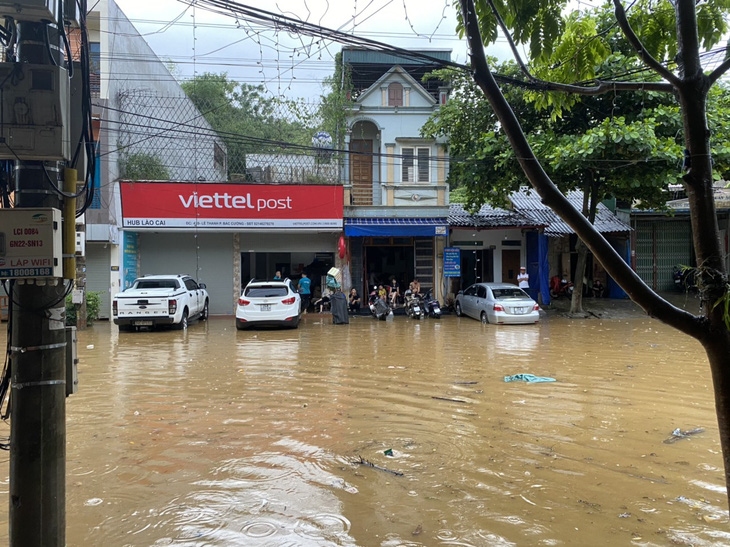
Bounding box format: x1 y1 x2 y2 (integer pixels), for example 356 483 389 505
241 251 334 296
460 248 494 289
363 238 414 295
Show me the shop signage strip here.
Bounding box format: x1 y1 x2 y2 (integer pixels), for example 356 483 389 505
123 218 343 229
120 182 344 228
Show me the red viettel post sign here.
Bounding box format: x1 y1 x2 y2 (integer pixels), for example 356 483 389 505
120 182 344 229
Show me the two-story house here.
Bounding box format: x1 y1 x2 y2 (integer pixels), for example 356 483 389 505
341 48 451 302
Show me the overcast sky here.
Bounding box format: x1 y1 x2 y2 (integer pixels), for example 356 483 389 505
112 0 510 100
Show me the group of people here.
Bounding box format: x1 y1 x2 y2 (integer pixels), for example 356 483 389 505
345 278 422 314
296 272 342 313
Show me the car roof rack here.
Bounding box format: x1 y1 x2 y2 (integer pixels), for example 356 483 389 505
246 277 290 285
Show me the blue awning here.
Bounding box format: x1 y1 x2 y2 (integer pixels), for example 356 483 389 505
345 218 448 237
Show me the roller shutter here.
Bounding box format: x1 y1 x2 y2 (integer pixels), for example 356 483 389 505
634 219 692 291
86 244 112 319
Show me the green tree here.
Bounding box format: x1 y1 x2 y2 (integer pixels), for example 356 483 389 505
318 52 354 150
456 0 730 507
119 152 170 180
423 61 692 311
181 73 312 178
65 291 101 326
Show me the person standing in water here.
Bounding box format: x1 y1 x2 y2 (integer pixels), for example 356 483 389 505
517 267 529 289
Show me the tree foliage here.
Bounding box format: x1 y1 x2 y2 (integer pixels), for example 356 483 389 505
65 291 102 326
318 52 355 150
421 62 730 212
120 152 170 180
181 73 313 178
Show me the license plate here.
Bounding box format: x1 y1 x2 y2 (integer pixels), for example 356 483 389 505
515 307 525 314
134 320 153 326
260 304 271 311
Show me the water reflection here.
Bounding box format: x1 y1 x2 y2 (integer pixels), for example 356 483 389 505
0 314 728 546
492 324 540 356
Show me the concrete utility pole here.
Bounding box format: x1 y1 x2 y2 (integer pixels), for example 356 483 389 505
9 21 67 546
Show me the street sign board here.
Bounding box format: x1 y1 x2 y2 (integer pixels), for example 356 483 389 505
0 208 62 278
444 247 461 277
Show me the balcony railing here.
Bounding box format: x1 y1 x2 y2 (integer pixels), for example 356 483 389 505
233 153 340 184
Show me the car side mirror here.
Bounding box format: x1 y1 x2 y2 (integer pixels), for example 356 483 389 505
199 283 206 289
458 290 464 295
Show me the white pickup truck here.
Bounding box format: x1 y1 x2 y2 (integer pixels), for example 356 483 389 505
113 274 209 330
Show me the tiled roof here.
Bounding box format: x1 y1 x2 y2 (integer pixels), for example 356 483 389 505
447 189 632 237
448 203 540 228
509 188 631 237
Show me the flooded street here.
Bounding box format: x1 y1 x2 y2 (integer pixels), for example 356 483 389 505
0 312 728 545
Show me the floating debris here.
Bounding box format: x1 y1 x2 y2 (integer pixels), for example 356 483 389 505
663 427 705 444
353 456 403 476
432 396 468 403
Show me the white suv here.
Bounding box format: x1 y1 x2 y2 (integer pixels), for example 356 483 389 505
235 278 301 330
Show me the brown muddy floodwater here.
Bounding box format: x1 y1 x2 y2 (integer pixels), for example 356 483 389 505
0 311 728 546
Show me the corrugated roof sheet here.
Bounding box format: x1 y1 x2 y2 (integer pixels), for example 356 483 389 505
342 47 450 100
509 188 631 237
448 203 538 228
342 48 452 65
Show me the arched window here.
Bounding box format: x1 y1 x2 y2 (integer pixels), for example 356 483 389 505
388 82 403 107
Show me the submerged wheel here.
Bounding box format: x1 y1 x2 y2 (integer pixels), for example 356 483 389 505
201 299 209 320
480 311 488 324
455 302 462 317
175 310 188 330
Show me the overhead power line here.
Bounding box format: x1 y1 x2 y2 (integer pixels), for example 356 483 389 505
181 0 468 70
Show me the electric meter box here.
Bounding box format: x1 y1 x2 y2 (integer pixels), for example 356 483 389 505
0 208 62 279
75 231 85 256
0 0 58 22
0 63 70 161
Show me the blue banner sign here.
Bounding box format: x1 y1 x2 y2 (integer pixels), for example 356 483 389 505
123 231 139 289
444 247 461 277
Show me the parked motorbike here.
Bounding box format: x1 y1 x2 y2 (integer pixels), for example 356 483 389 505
422 289 442 319
673 265 697 292
549 275 574 298
404 292 425 319
368 286 393 320
371 296 393 320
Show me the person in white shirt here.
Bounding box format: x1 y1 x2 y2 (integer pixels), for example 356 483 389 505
314 287 332 313
517 266 529 289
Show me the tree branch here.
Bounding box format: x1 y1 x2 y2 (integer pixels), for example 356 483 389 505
459 0 704 339
708 53 730 86
492 73 674 94
484 0 537 83
481 0 673 95
612 0 681 86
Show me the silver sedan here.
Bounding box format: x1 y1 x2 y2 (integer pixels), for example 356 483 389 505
455 282 540 324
